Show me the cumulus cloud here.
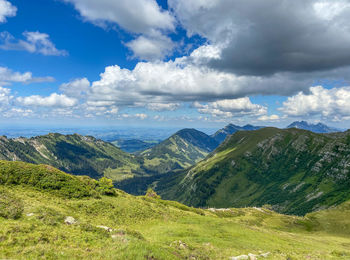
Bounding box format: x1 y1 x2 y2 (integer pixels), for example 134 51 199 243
0 86 13 111
0 0 16 23
258 114 280 122
169 0 350 75
59 78 90 98
17 93 78 107
145 102 180 111
0 31 68 56
64 0 174 33
3 108 33 118
86 54 315 108
64 0 176 60
126 32 176 61
194 97 267 118
0 66 53 85
279 86 350 121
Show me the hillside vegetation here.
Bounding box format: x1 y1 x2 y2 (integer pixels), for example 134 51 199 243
0 134 142 181
139 129 219 174
0 129 220 184
157 128 350 215
1 160 350 259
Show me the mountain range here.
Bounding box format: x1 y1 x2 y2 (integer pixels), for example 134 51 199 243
287 121 341 133
0 121 348 216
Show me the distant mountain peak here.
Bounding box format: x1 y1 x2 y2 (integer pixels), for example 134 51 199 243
212 123 264 143
287 121 340 133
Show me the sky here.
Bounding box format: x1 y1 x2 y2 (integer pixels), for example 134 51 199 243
1 0 350 129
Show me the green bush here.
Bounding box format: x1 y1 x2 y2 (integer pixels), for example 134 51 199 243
145 188 160 199
0 189 23 219
96 177 116 196
0 161 116 198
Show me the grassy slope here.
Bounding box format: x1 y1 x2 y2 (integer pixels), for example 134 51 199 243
112 139 159 154
139 129 218 175
0 134 142 181
1 161 350 259
158 128 350 215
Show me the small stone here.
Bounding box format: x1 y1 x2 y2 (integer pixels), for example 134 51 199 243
96 225 113 232
248 253 257 260
64 216 77 225
260 252 270 258
26 213 34 217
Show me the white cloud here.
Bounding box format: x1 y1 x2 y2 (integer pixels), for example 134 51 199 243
0 31 68 56
313 1 350 20
145 102 180 111
258 114 280 122
0 0 16 23
0 67 31 83
17 93 78 107
126 32 176 61
59 78 90 97
0 86 12 111
64 0 175 60
64 0 174 33
86 54 311 107
279 86 350 121
135 113 148 120
194 97 267 118
3 108 32 118
0 66 53 85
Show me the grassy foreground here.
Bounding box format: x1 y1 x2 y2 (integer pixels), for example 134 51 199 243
0 161 350 259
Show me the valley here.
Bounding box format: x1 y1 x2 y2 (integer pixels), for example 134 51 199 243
1 122 349 217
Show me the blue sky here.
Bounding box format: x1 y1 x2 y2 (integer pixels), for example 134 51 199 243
1 0 350 129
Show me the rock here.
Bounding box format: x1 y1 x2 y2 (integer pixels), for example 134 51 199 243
179 241 187 250
96 225 113 232
248 253 257 260
260 252 270 258
64 216 77 225
230 255 248 260
26 213 34 217
171 240 188 250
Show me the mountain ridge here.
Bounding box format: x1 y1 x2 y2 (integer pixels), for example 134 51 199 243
156 127 350 215
211 123 264 143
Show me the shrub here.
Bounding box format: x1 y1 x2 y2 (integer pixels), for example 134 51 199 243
96 177 116 196
145 188 160 199
0 189 24 219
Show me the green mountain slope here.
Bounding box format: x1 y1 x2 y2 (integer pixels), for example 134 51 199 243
1 160 350 259
0 133 141 180
112 139 159 153
157 128 350 215
139 128 219 174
